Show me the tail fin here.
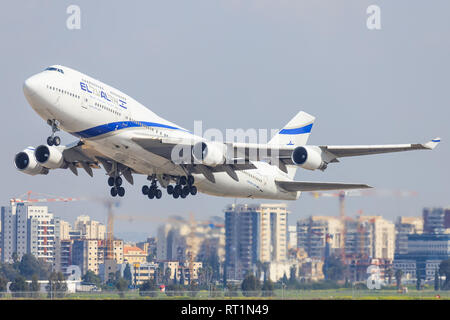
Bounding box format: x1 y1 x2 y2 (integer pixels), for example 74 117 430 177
269 111 315 146
269 111 315 179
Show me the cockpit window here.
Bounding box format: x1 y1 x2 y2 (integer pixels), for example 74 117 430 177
45 67 64 74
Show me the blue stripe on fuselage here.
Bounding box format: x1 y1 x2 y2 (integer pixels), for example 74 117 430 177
279 123 313 135
71 121 189 138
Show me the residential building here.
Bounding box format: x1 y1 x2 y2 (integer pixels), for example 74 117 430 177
161 260 203 285
423 207 450 234
394 234 450 282
345 216 395 260
72 239 124 276
72 239 100 275
298 258 325 282
74 215 106 239
124 245 147 264
395 217 423 255
128 261 158 286
157 216 225 264
297 216 343 259
287 225 297 249
59 240 73 275
224 203 289 280
1 204 58 264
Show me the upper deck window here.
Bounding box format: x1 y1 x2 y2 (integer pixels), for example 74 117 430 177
45 67 64 74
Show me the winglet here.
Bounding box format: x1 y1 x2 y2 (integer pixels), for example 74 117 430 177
423 137 441 150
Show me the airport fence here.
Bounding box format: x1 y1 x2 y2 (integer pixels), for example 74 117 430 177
1 289 450 300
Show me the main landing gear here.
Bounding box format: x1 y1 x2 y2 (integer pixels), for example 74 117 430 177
142 179 163 200
166 175 197 199
141 175 197 200
108 176 125 197
46 119 61 146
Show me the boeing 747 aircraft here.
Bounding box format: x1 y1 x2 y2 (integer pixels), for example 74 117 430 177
15 65 440 200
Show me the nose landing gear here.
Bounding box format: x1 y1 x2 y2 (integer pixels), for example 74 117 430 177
46 119 61 146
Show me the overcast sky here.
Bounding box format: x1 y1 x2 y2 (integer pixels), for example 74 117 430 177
0 1 448 241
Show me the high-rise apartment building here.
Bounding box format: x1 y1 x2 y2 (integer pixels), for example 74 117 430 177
345 216 395 260
72 239 100 275
74 215 106 239
423 207 450 234
287 225 297 249
1 204 58 264
224 203 289 280
156 216 226 264
72 239 124 275
297 216 343 259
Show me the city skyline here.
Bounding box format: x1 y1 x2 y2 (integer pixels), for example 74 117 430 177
2 200 449 285
2 198 446 243
1 2 448 239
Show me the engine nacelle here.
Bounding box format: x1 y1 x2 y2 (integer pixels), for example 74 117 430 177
14 147 49 176
34 145 65 169
192 141 226 167
291 146 327 171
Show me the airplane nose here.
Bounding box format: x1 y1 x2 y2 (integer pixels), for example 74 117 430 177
23 75 39 98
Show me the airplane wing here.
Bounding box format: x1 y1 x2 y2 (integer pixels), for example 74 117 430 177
230 137 441 171
131 136 256 182
317 138 441 159
60 141 103 177
132 134 440 178
275 180 372 192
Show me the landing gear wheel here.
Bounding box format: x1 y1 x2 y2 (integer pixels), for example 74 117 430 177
52 136 61 146
108 177 115 187
148 187 156 198
110 187 118 197
155 189 162 199
173 192 179 199
148 192 155 199
180 176 187 185
115 176 122 187
47 137 54 146
182 186 190 197
187 175 195 186
117 187 125 197
174 185 182 196
190 186 197 196
180 192 187 199
167 185 174 195
142 185 149 195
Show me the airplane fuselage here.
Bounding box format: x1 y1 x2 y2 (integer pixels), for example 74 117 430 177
23 65 299 200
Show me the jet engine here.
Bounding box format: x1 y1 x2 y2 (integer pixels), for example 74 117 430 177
291 146 327 171
192 141 226 167
14 147 49 175
34 145 65 169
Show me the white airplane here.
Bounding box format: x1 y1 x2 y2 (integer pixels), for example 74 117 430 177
15 65 440 200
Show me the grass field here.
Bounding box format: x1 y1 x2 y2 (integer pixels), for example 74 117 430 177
1 289 449 300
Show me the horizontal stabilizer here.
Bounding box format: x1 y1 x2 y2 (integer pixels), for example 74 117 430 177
275 180 372 192
423 137 441 150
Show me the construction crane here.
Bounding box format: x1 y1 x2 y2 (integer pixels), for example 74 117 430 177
309 188 418 264
103 199 120 261
10 190 86 205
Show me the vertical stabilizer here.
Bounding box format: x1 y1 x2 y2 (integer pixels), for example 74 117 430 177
268 111 315 147
269 111 315 179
